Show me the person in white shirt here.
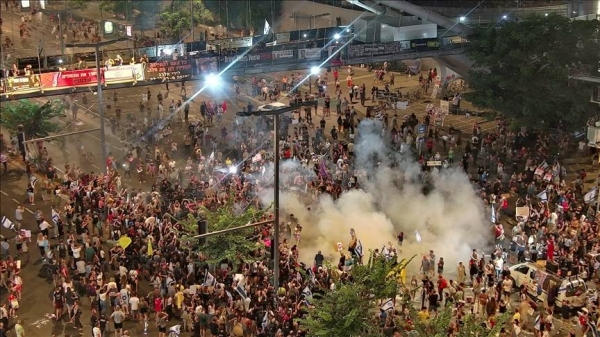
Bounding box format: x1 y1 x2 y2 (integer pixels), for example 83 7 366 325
129 294 140 321
92 322 102 337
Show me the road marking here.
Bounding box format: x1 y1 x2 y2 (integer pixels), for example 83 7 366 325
25 208 34 214
92 164 100 169
0 190 8 196
12 199 20 204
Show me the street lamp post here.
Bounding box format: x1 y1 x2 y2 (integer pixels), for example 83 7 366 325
65 37 129 173
238 99 318 290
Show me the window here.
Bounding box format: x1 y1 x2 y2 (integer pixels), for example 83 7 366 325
515 266 529 275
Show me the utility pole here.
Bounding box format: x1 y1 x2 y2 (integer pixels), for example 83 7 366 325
238 100 318 290
65 37 129 173
190 0 194 43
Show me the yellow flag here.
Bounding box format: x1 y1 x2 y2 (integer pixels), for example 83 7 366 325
147 240 153 256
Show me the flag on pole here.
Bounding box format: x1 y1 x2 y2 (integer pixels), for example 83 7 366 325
381 246 391 257
262 311 270 330
235 284 248 300
415 231 422 243
589 321 599 337
264 19 271 35
203 271 217 287
354 240 363 259
536 190 548 202
491 205 497 223
584 187 598 204
51 208 60 225
308 268 316 284
209 151 215 160
380 299 394 312
147 240 153 256
534 315 540 331
301 286 312 299
1 216 14 230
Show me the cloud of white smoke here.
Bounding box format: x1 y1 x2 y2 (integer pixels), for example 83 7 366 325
260 119 490 276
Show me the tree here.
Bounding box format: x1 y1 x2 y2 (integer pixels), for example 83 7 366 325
465 15 600 130
158 0 214 40
0 100 65 139
178 196 268 264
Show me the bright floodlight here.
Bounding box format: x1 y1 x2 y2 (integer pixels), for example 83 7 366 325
545 13 548 16
229 166 237 174
502 15 507 19
310 67 320 75
206 73 221 87
303 34 307 38
334 33 341 40
459 16 466 22
58 59 63 64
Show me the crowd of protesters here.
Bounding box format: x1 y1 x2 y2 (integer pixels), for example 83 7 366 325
1 64 600 337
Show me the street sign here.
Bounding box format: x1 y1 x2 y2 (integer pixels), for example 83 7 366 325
427 161 442 166
418 124 426 134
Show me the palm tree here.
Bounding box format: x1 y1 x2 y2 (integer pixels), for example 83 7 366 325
0 99 65 139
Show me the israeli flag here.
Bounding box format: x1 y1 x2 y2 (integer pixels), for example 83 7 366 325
209 151 215 160
380 299 394 312
51 208 60 225
415 231 422 243
264 19 271 35
235 284 248 300
262 310 269 330
203 271 216 287
534 315 540 330
302 286 312 299
354 240 363 259
308 268 316 284
588 321 599 337
584 187 598 204
1 216 14 230
491 205 497 223
537 190 548 202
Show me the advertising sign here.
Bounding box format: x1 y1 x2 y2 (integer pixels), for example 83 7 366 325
104 64 145 83
298 48 321 60
275 33 291 43
40 69 100 88
346 42 404 58
272 50 294 59
146 58 193 81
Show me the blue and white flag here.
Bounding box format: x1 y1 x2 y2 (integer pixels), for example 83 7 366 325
534 315 540 331
51 208 60 225
262 310 269 330
1 216 14 230
203 271 216 286
536 190 548 202
584 187 598 204
308 268 316 284
354 240 363 259
302 286 312 299
380 299 394 312
264 19 271 35
415 231 422 243
589 321 599 337
491 205 497 223
235 284 248 300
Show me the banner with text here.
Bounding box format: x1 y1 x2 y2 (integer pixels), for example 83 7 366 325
40 69 100 88
272 50 294 60
219 53 272 64
146 58 193 81
346 42 404 59
104 64 145 82
298 48 321 60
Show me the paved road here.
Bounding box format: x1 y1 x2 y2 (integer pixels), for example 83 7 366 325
0 66 495 336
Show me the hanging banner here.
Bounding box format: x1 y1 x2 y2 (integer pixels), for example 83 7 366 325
146 58 193 81
220 53 271 63
5 75 40 91
298 48 321 60
272 50 294 60
40 69 100 88
347 42 404 58
104 64 145 82
206 36 253 50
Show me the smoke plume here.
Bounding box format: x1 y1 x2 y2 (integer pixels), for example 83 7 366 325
261 119 490 276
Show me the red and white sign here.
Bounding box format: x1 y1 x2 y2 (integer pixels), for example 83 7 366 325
40 69 100 88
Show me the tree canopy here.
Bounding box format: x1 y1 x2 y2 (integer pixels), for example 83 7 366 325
465 15 600 130
178 197 268 265
158 0 214 40
0 99 65 139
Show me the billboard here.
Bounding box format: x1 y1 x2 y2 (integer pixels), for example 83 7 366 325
272 50 294 59
298 48 321 60
104 64 145 83
194 57 218 76
146 58 193 81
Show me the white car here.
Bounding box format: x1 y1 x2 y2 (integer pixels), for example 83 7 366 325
257 102 287 111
